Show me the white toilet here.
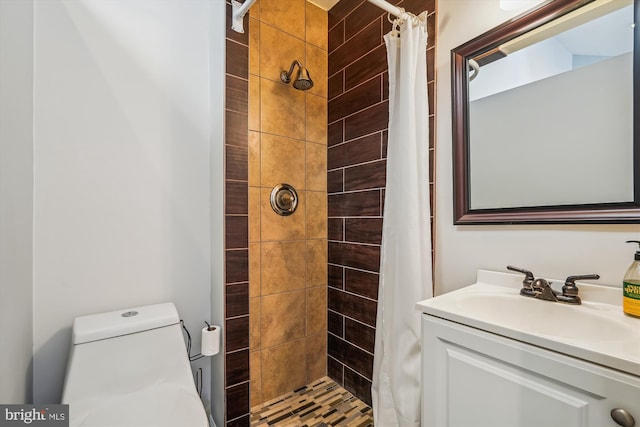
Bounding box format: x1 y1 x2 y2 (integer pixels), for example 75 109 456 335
62 302 209 427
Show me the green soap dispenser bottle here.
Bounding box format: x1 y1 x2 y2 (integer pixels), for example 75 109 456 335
623 240 640 318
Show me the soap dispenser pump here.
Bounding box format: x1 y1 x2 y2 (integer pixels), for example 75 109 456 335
623 240 640 318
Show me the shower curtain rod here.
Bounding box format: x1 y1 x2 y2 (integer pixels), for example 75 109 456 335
231 0 423 34
366 0 417 22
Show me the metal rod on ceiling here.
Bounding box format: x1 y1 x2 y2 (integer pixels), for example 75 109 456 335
231 0 424 34
366 0 415 21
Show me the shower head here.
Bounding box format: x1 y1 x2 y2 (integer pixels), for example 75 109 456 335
292 67 313 91
280 60 314 91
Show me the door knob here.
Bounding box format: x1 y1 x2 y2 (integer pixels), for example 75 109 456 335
611 408 635 427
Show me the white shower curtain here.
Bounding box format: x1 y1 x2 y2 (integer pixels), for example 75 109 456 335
371 12 432 427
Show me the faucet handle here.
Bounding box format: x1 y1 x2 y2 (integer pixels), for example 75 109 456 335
562 274 600 296
507 265 535 287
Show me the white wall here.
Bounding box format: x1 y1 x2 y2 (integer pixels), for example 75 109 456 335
435 0 639 294
32 0 214 403
0 0 34 404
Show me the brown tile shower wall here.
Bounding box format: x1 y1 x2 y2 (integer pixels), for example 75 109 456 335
225 1 250 426
327 0 437 407
225 1 328 424
246 0 329 411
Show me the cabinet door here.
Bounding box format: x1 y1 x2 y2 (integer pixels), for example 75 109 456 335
421 315 640 427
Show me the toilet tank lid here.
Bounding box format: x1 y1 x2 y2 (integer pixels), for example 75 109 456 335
72 302 180 344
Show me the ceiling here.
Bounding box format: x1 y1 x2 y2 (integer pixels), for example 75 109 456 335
308 0 341 11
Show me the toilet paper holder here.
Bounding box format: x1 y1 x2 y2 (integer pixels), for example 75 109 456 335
201 321 221 357
204 321 217 332
180 320 221 361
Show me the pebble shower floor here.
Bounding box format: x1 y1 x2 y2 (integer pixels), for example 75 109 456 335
250 376 374 426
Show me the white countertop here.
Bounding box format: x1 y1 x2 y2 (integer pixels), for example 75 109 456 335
416 270 640 376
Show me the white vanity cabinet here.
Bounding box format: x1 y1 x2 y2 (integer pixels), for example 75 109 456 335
421 314 640 427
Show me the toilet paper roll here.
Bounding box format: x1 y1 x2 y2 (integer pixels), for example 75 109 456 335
201 325 220 356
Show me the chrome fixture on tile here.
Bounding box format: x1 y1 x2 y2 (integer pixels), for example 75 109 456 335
506 265 600 305
270 183 298 216
280 60 314 91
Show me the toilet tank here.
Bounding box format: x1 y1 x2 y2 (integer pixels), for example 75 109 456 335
71 302 180 344
62 303 208 427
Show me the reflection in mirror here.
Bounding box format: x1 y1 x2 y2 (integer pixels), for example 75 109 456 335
469 1 633 209
452 0 639 223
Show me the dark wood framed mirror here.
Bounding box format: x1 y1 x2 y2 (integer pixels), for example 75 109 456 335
452 0 639 224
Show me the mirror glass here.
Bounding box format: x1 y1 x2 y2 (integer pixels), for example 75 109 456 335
452 0 640 224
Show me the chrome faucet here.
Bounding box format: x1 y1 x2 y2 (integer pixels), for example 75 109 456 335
506 266 599 305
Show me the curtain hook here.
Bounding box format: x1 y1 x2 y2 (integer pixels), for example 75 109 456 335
391 17 402 37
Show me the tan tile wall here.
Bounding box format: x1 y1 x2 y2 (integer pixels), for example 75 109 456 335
248 0 328 408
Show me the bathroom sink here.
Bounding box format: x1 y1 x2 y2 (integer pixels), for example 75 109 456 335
455 293 635 343
416 270 640 376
